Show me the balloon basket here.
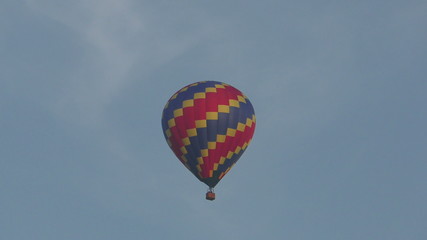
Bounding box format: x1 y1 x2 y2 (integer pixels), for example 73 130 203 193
206 191 215 201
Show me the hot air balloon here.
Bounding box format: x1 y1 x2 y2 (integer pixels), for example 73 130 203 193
161 81 256 200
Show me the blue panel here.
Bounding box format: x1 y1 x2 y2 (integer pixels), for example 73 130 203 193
196 127 208 149
216 150 245 173
227 105 240 130
182 149 199 173
217 112 229 135
206 120 218 142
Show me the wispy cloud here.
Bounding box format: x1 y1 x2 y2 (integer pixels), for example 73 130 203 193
25 0 210 125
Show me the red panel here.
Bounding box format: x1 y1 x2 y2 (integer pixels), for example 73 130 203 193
182 106 196 129
200 156 210 178
174 116 188 138
216 88 229 105
205 92 218 112
169 126 184 162
193 98 206 120
223 87 239 99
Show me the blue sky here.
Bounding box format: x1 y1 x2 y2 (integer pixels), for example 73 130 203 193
1 0 426 239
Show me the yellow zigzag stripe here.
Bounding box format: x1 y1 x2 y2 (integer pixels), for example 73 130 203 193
164 82 200 109
193 114 255 176
165 82 241 149
217 138 253 180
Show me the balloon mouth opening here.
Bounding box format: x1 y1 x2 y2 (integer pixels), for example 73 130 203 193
199 176 220 188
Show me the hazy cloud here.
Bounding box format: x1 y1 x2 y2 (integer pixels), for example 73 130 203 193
25 0 213 125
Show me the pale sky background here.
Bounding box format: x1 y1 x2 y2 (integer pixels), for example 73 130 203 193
1 0 426 239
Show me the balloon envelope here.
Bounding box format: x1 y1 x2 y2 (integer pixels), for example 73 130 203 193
161 81 256 188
